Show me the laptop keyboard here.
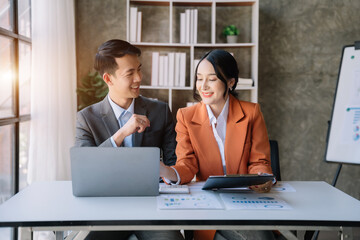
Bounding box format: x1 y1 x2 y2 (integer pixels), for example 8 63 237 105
159 184 190 194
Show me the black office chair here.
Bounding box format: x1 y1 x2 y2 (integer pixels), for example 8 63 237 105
269 140 281 181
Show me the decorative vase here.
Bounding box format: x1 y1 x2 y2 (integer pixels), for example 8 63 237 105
226 35 238 44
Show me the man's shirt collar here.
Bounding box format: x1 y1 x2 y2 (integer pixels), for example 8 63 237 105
108 95 135 119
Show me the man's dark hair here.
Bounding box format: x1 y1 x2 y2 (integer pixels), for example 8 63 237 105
193 49 239 101
94 39 141 76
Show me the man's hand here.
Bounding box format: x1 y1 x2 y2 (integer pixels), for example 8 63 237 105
113 114 150 146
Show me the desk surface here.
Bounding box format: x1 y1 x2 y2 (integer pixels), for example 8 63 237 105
0 181 359 229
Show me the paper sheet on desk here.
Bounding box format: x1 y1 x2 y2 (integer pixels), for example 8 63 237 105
271 182 296 192
157 193 224 210
220 193 292 210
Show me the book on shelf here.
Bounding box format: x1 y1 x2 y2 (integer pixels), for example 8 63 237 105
136 11 142 42
163 56 169 87
180 9 198 44
159 56 165 87
130 7 137 42
193 9 198 44
237 78 254 87
179 53 186 87
168 52 175 87
190 10 194 45
174 53 181 87
151 52 159 86
129 7 142 42
185 9 190 44
180 13 186 44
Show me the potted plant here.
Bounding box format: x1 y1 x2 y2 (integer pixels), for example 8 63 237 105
77 71 109 111
223 25 239 43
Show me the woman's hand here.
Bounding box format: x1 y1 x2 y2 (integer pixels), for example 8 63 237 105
159 161 178 182
249 180 272 193
249 172 273 193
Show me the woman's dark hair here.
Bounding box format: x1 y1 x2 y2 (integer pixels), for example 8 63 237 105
94 39 141 76
193 49 239 101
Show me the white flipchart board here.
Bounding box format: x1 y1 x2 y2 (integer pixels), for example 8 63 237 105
325 44 360 164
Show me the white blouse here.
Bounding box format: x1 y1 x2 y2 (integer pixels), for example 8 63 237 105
205 96 230 174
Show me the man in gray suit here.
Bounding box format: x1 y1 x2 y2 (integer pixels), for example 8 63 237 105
76 39 176 166
76 39 183 240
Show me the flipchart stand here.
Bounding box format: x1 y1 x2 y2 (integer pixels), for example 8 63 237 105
307 41 360 240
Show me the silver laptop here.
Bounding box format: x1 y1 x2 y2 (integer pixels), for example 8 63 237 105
70 147 160 197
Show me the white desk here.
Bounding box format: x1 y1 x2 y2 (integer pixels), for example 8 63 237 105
0 181 359 240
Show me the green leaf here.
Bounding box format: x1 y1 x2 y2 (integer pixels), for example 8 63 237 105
77 71 109 110
223 25 239 36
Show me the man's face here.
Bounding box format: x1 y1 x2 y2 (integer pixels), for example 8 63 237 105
107 54 142 99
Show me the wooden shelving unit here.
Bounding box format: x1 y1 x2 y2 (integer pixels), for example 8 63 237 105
127 0 259 111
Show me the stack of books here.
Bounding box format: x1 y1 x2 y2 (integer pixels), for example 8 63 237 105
151 52 187 87
237 78 254 87
129 7 142 42
180 9 198 44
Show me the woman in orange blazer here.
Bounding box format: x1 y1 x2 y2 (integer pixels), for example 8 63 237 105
161 49 273 190
172 95 272 184
160 49 275 240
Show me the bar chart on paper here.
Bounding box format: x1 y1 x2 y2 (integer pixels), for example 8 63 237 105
157 193 223 210
220 194 292 210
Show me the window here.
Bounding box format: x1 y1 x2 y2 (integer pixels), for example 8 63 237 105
0 0 31 239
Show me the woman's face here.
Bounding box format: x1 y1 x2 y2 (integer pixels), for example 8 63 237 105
196 59 228 107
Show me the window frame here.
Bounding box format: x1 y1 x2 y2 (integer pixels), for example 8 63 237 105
0 0 32 239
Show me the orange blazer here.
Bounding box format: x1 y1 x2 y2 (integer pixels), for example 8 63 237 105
173 95 272 184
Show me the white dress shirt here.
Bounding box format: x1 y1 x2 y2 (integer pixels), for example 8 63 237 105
206 96 230 175
108 95 135 147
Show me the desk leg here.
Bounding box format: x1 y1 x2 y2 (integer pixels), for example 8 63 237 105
340 227 353 240
18 227 32 240
278 230 298 240
55 231 64 240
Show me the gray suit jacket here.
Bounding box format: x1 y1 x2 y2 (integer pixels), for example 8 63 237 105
75 95 177 166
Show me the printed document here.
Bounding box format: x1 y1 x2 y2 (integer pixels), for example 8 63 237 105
220 193 292 210
157 193 223 210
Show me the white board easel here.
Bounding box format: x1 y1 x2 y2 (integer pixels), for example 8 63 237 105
325 43 360 165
